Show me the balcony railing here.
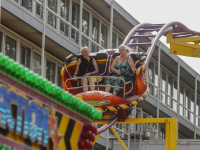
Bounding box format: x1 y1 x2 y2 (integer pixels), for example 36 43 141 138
148 80 200 128
8 0 104 52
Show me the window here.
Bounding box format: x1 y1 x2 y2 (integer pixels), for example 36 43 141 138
33 52 41 75
82 9 89 47
5 36 17 60
154 67 158 98
92 17 99 52
148 62 154 96
112 32 117 49
190 94 194 123
0 32 2 52
57 66 63 88
60 0 69 36
173 81 177 112
101 24 108 49
118 37 123 46
22 0 32 12
48 0 57 28
20 45 31 69
36 0 43 19
196 99 200 127
71 2 79 43
180 86 184 116
185 91 190 119
161 71 166 104
46 59 55 83
167 77 173 108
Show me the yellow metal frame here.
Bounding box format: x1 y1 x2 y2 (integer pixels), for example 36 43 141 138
167 31 200 57
94 118 177 150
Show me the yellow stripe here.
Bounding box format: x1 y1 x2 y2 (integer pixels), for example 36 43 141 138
7 132 26 146
31 142 40 150
70 121 82 150
6 132 15 140
58 115 70 150
16 135 25 144
132 101 138 106
119 104 129 109
67 62 77 67
139 97 144 101
97 108 105 112
107 106 118 111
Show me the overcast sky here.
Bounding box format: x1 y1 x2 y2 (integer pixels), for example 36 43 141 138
115 0 200 74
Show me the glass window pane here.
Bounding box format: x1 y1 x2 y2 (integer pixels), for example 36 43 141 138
118 37 123 46
20 45 31 69
82 9 89 47
101 24 108 49
0 32 2 52
190 94 194 123
60 0 69 36
46 59 55 83
173 81 177 112
22 0 32 12
57 66 63 88
112 32 117 49
168 77 173 108
48 0 57 28
155 67 158 98
196 104 199 126
185 91 190 119
148 62 154 96
161 71 166 104
5 36 16 60
92 17 99 52
33 52 41 75
180 86 184 116
36 0 43 19
71 2 79 43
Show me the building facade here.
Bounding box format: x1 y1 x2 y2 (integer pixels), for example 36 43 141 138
1 0 200 149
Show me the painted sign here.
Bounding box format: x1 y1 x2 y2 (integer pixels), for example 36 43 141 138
0 82 82 150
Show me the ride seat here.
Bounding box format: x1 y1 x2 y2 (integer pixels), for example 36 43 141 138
71 63 105 77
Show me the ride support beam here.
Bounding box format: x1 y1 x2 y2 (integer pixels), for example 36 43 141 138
110 126 128 150
94 118 177 150
167 31 200 57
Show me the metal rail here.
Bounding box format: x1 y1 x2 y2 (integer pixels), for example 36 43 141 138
122 22 200 68
65 76 134 98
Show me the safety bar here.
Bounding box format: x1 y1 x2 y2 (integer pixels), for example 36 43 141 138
124 81 133 95
64 65 72 78
109 55 113 73
100 55 110 76
65 76 134 98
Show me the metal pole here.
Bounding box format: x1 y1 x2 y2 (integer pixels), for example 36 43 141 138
177 60 180 138
157 44 161 139
79 0 83 52
41 0 46 77
106 129 109 150
127 123 131 150
109 0 113 49
194 75 197 139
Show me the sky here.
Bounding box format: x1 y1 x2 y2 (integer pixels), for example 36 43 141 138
115 0 200 74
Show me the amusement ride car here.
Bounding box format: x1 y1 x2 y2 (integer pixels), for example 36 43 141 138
61 22 200 134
